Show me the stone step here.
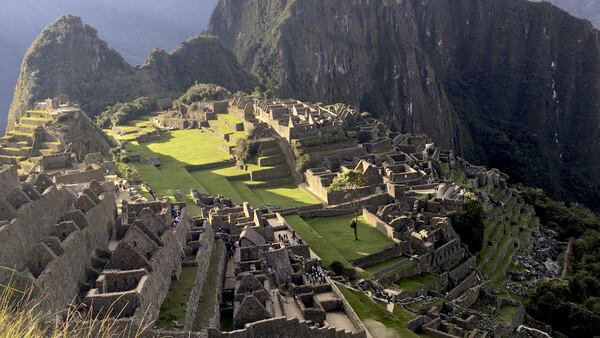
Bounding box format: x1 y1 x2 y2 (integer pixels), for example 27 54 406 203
20 117 51 127
257 155 284 167
0 155 22 165
26 110 52 119
14 124 39 133
39 141 63 151
6 131 34 143
0 147 31 157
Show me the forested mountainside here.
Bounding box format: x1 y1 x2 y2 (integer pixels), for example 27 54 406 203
0 0 219 133
208 0 600 211
7 15 256 131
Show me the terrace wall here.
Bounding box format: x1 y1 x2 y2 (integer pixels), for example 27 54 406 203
184 226 216 330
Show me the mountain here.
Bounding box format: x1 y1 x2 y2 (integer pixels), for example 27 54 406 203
208 0 600 211
7 15 256 130
0 0 219 134
546 0 600 29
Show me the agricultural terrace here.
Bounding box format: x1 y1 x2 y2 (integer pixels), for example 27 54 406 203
285 214 395 274
109 113 319 216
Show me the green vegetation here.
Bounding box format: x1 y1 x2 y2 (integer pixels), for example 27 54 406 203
96 96 156 128
329 170 368 240
395 274 437 291
337 285 420 338
364 257 412 275
285 215 394 270
192 241 224 330
174 83 230 107
156 266 198 329
520 187 600 337
449 199 485 253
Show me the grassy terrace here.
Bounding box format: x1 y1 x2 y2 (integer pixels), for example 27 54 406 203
337 285 423 338
395 274 437 291
192 241 224 331
156 266 198 329
285 215 395 272
118 116 318 215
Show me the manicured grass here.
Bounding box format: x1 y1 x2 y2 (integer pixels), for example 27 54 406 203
192 241 224 331
125 130 233 214
156 266 198 329
337 285 420 338
191 168 318 209
304 215 394 259
126 128 318 215
395 274 438 291
286 215 394 269
217 113 243 124
364 257 411 274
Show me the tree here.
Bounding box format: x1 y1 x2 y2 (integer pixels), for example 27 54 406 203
329 170 367 240
449 199 485 253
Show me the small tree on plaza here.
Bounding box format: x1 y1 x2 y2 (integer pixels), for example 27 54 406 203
328 170 367 240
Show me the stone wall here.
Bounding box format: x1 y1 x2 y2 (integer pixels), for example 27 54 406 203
350 245 405 268
54 168 105 185
34 192 117 314
362 209 395 239
208 317 366 338
57 109 115 160
0 185 76 283
132 209 191 324
184 225 217 330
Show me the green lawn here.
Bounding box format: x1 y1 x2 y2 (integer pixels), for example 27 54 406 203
395 274 438 291
125 128 318 215
286 215 394 270
364 257 411 274
337 285 421 338
125 130 232 214
155 266 198 329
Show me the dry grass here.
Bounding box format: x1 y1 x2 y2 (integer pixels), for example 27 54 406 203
0 267 151 338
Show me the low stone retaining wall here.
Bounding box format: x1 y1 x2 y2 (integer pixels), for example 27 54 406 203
185 160 235 172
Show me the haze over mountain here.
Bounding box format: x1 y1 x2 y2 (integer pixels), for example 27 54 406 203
0 0 219 133
546 0 600 28
7 0 600 213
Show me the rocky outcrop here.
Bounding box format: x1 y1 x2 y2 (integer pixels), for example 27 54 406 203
8 15 257 132
209 0 600 211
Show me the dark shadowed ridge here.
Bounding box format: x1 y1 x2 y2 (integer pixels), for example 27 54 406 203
208 0 600 211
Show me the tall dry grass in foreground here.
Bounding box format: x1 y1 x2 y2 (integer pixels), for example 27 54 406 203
0 267 150 338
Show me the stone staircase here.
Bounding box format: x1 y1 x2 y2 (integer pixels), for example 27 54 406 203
0 109 62 166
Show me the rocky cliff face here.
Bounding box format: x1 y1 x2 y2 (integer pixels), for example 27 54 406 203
8 15 256 131
209 0 600 210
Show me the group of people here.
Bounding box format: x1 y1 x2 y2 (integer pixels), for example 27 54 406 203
170 205 182 231
307 265 327 285
277 231 303 246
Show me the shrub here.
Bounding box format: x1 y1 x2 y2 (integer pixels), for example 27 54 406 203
96 96 156 128
448 200 485 253
330 261 345 276
173 83 231 107
235 138 258 162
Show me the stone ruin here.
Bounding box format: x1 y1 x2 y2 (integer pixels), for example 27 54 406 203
201 195 367 337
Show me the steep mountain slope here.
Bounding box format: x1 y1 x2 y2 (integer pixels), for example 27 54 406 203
209 0 600 211
8 15 256 130
546 0 600 29
0 0 219 134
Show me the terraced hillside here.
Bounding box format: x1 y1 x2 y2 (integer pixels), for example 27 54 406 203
478 187 539 281
0 109 64 172
111 111 320 215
